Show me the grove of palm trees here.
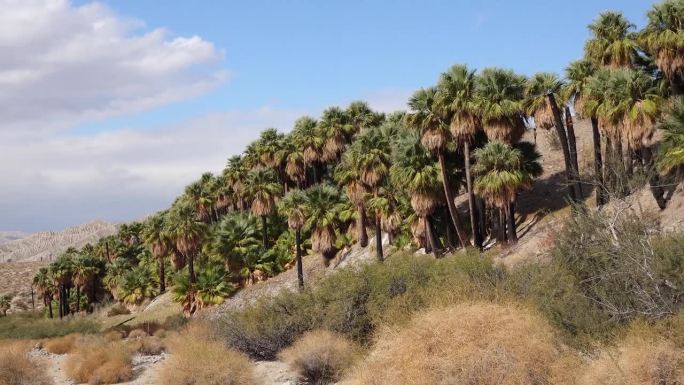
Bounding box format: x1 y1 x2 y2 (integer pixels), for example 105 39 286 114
2 1 684 384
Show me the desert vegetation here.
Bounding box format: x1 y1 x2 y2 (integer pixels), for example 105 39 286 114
0 1 682 384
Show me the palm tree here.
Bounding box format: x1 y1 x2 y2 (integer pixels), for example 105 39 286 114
658 97 684 172
640 0 684 94
351 126 393 261
224 155 249 211
0 295 10 317
473 142 539 244
318 107 351 163
142 213 171 293
291 116 323 184
347 101 384 137
390 131 444 255
335 144 370 248
119 266 158 305
205 213 262 285
585 11 638 69
71 253 99 313
474 67 527 144
33 267 54 318
436 64 483 248
173 266 235 315
285 139 307 188
49 255 74 318
167 202 206 284
407 87 470 248
245 167 282 248
525 72 582 203
303 184 347 262
565 59 608 205
278 190 308 288
103 258 130 300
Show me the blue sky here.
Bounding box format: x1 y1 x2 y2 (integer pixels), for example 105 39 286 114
82 0 651 133
0 0 657 232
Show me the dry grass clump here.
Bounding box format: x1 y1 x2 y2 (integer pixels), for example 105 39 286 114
0 340 51 385
158 321 254 385
348 302 571 385
65 336 133 385
44 333 79 354
279 330 360 385
106 303 130 316
579 333 684 385
103 330 124 342
127 328 148 339
131 336 165 356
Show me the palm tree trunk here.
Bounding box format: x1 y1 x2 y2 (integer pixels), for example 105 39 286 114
641 147 667 209
261 215 268 249
565 107 582 198
591 117 607 206
375 214 384 262
47 297 53 319
496 208 506 245
75 286 80 313
506 202 518 243
58 286 63 319
463 141 482 249
159 256 166 294
188 253 196 284
425 215 442 257
547 94 582 203
437 152 470 248
476 197 487 242
423 219 432 253
296 228 304 289
358 203 368 247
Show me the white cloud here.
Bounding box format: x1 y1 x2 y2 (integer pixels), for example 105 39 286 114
0 0 227 132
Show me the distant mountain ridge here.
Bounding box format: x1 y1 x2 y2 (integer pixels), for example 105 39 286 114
0 220 118 263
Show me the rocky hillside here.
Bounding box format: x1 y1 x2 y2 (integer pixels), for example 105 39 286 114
0 231 26 245
0 221 118 263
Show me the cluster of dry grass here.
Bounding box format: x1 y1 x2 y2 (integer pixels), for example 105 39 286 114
0 340 51 385
279 329 360 384
347 302 576 385
580 332 684 384
157 322 254 385
64 336 134 385
43 333 79 354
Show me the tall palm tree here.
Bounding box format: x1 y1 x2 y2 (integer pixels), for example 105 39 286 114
335 151 369 247
565 59 608 205
303 184 347 262
525 72 582 202
436 64 483 248
33 267 54 318
71 253 99 313
224 155 249 211
658 97 684 172
474 67 527 144
351 126 393 261
347 101 384 137
245 167 282 248
473 142 539 244
278 190 308 288
640 0 684 95
585 11 638 69
284 138 307 188
142 213 171 293
291 116 323 184
407 87 470 248
49 255 73 318
390 131 444 255
318 107 351 163
167 202 206 284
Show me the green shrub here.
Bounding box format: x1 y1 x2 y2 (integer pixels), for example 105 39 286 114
217 251 501 360
0 312 98 340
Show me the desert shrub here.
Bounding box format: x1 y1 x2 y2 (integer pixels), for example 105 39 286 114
103 330 124 341
65 336 133 385
347 302 572 385
218 252 500 359
580 332 684 384
552 208 683 322
106 303 130 317
158 322 253 385
280 330 360 385
0 341 51 385
127 328 148 339
153 329 167 338
44 333 79 354
131 336 165 355
0 312 98 339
